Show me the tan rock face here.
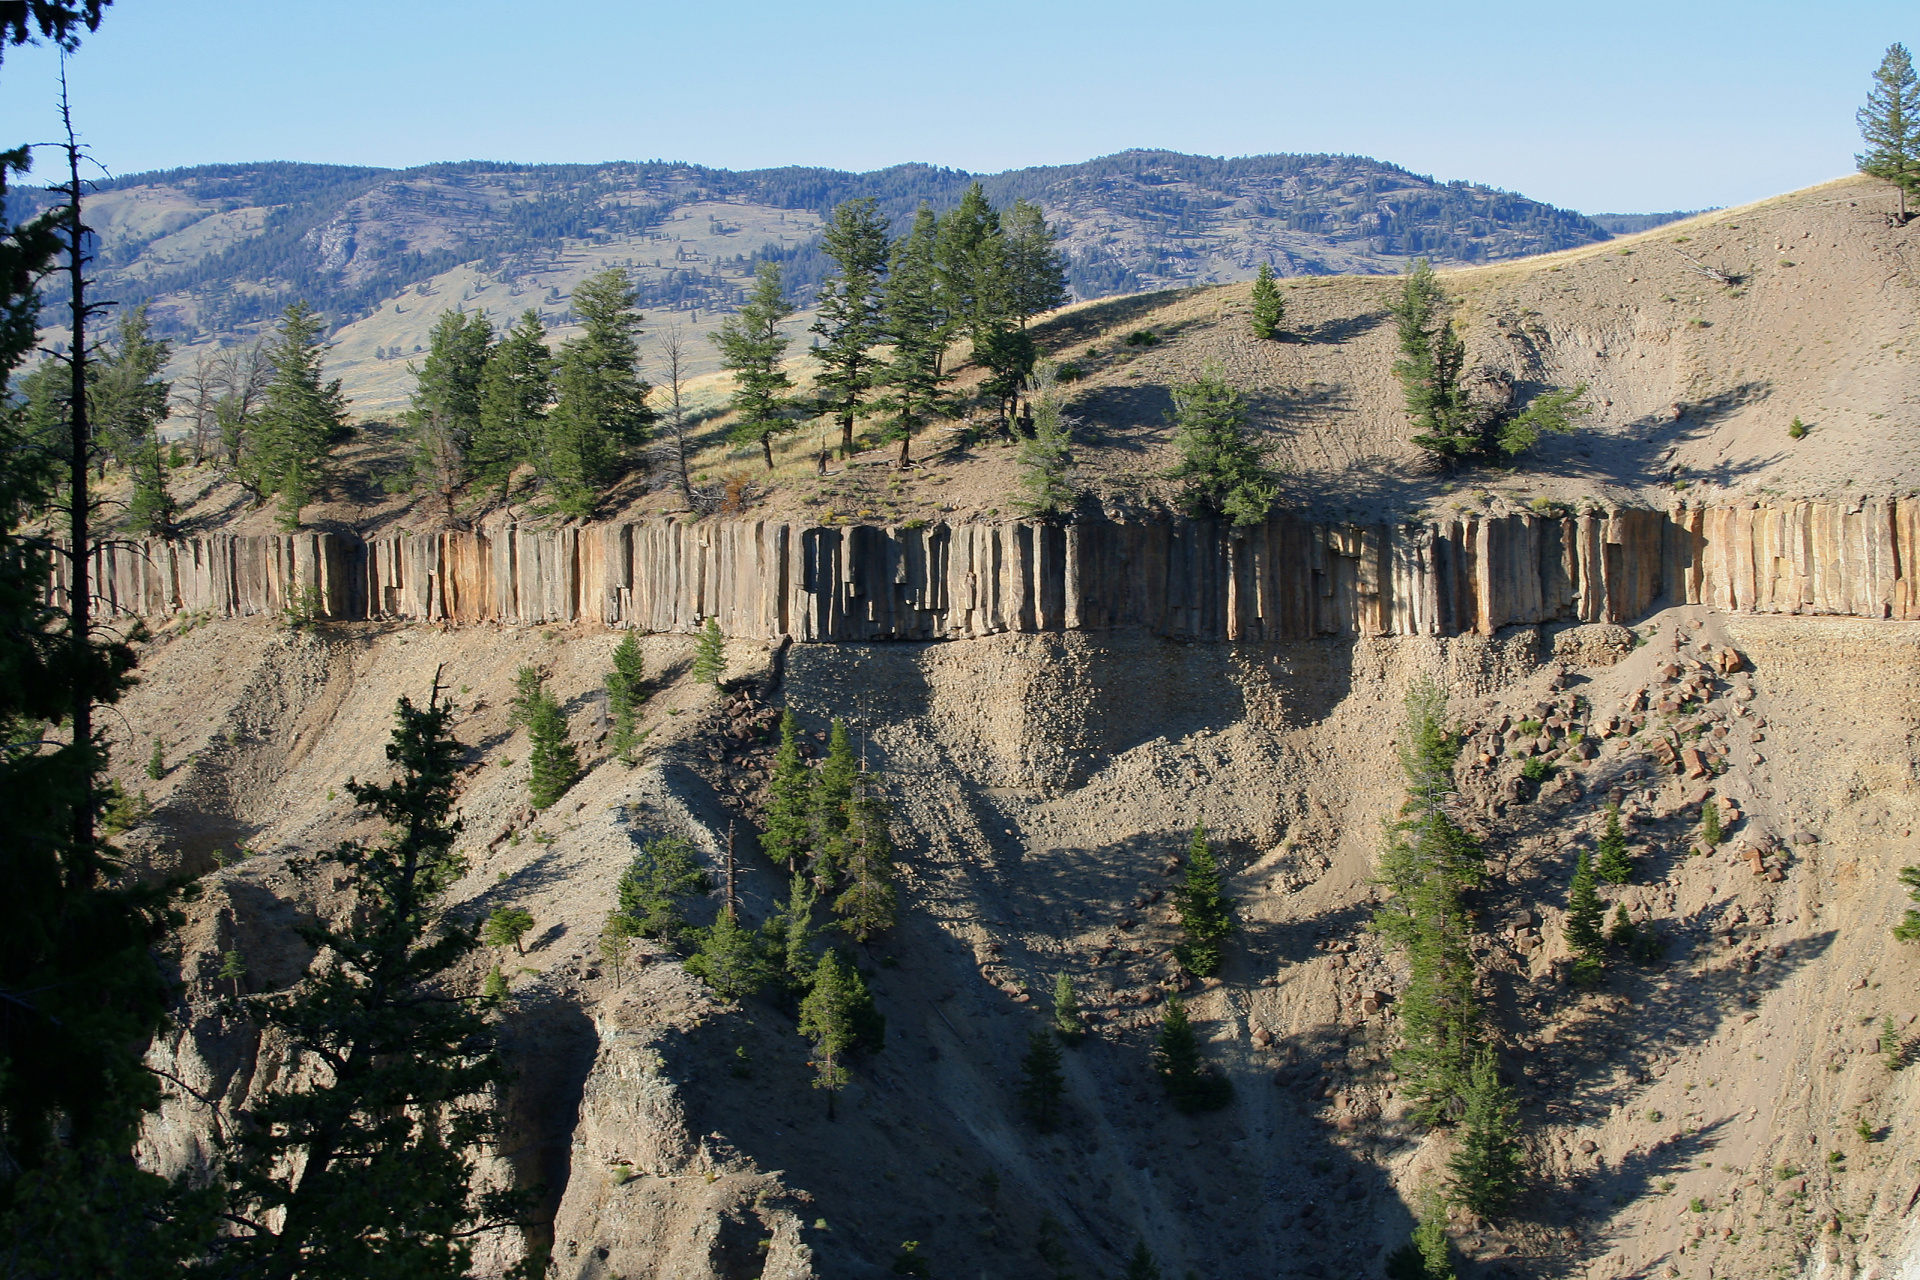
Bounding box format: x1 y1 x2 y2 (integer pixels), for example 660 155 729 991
67 499 1920 641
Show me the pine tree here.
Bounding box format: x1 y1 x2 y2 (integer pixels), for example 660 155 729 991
1699 797 1723 847
878 205 950 466
1859 44 1920 221
473 309 552 500
1249 262 1284 340
480 905 535 955
1564 850 1606 983
1121 1240 1164 1280
1016 1029 1065 1130
1495 384 1590 457
762 711 813 871
834 789 897 942
145 738 165 780
93 307 174 536
1594 801 1632 883
713 261 795 469
811 719 857 880
686 908 772 1000
1391 260 1475 460
611 835 711 944
1446 1045 1524 1216
935 183 1009 345
407 308 492 523
976 321 1036 432
1152 997 1231 1112
481 966 508 1002
253 301 349 530
691 616 726 685
215 688 536 1277
799 949 859 1118
1893 865 1920 942
1174 824 1235 977
1386 1189 1457 1280
524 679 581 811
1000 198 1068 327
218 948 247 998
1051 970 1083 1043
605 630 646 765
1014 361 1076 516
766 871 821 991
810 197 891 457
508 663 543 727
1374 680 1484 1123
0 131 204 1280
546 268 652 515
1166 367 1277 527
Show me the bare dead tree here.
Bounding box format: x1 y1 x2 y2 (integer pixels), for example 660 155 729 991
173 348 222 464
1675 250 1740 286
655 322 693 504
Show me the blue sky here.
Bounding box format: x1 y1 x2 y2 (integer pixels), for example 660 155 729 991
0 0 1905 214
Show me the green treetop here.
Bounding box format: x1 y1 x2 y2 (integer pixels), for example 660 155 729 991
473 310 553 500
255 301 349 530
1152 997 1231 1112
761 711 814 872
879 205 950 466
686 908 771 1001
834 788 898 942
1564 849 1606 982
1446 1044 1524 1217
1392 260 1475 461
1016 1029 1065 1131
1174 824 1235 977
1014 361 1076 516
1051 970 1083 1043
713 261 795 469
1122 1240 1164 1280
691 616 726 685
93 307 174 536
811 719 857 880
1594 801 1633 883
1860 43 1920 220
610 835 711 944
480 905 535 955
521 675 580 811
810 197 891 458
605 630 646 765
1167 367 1278 527
798 949 860 1118
407 308 492 521
1896 866 1920 942
546 268 653 514
999 198 1069 327
1249 263 1284 340
215 688 535 1277
934 183 1008 344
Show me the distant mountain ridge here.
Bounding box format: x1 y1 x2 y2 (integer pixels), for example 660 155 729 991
12 149 1628 344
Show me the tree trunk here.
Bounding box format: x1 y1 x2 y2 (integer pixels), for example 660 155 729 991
840 411 854 457
762 435 774 470
896 429 912 468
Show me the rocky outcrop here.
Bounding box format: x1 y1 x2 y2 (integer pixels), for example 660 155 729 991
65 499 1920 639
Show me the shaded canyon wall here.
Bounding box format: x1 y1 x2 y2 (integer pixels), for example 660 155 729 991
62 500 1920 641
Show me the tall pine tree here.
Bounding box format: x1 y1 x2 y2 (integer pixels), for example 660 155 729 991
879 205 949 466
1167 367 1277 526
254 301 349 530
547 269 652 514
1860 44 1920 221
407 308 492 523
799 949 859 1119
213 687 536 1279
1391 260 1475 460
93 306 174 535
811 719 857 881
1446 1045 1524 1216
810 197 890 458
1249 262 1284 340
833 785 897 942
605 630 645 765
1174 824 1234 977
473 310 552 501
1564 849 1606 983
1016 1030 1065 1131
999 198 1068 327
712 261 794 469
762 711 813 872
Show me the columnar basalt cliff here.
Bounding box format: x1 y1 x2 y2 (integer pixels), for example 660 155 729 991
64 499 1920 640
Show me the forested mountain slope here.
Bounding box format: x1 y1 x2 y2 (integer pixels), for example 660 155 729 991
13 150 1622 409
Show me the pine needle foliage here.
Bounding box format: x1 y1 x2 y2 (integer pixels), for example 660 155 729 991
1386 1188 1457 1280
1894 866 1920 942
1174 824 1234 977
833 790 898 942
1392 260 1475 460
810 197 890 457
1564 849 1606 984
1122 1240 1164 1280
799 950 859 1118
762 711 814 871
214 688 537 1279
1016 1030 1065 1131
691 617 726 686
1051 971 1083 1043
1446 1045 1525 1216
1013 361 1076 516
545 268 652 514
480 905 535 954
1166 366 1278 526
1699 798 1723 847
712 261 795 469
610 835 710 944
685 909 772 1000
1859 43 1920 220
1152 998 1231 1112
145 738 165 780
523 675 580 811
811 719 857 880
1374 679 1483 1123
605 631 646 765
1249 262 1284 340
1594 801 1633 884
255 301 350 530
